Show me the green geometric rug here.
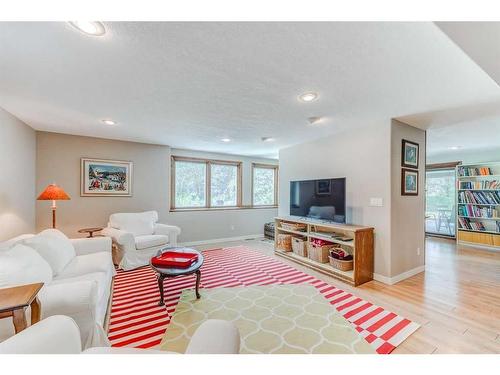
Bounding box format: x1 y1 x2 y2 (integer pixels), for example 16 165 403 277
160 284 375 354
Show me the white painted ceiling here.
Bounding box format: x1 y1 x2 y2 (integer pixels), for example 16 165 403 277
406 22 500 160
400 99 500 158
1 22 500 158
436 22 500 87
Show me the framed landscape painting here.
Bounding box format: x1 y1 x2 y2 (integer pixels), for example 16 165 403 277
401 139 419 169
401 168 418 196
81 158 133 196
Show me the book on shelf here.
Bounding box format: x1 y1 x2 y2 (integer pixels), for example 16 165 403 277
458 205 499 218
457 190 500 205
459 180 500 190
458 217 500 233
457 217 486 231
457 166 493 177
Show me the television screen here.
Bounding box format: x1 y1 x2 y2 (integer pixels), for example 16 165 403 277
289 178 346 223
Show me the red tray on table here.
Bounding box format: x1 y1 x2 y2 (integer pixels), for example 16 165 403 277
151 251 199 268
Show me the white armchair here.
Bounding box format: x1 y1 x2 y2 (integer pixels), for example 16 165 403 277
102 211 181 270
0 315 240 354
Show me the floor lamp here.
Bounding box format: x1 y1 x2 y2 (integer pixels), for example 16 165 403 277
37 184 71 229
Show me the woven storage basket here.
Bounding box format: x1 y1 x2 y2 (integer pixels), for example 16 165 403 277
277 233 292 252
281 222 307 232
329 256 354 271
308 242 334 263
291 237 307 257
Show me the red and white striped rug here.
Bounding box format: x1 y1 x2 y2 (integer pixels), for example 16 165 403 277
108 246 419 353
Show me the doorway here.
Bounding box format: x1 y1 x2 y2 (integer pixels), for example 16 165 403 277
425 168 456 238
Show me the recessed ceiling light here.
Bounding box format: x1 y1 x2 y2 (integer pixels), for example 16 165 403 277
69 21 106 36
448 146 462 150
308 116 322 125
221 138 231 143
261 137 275 142
102 119 116 126
298 92 319 102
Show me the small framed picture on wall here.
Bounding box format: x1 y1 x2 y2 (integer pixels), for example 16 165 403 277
401 168 419 196
401 139 419 169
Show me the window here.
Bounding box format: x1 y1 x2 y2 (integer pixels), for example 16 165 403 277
172 156 241 209
252 164 278 206
211 163 238 207
174 159 206 208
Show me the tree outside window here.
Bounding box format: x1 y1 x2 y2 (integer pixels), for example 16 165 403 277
253 164 278 206
172 157 241 209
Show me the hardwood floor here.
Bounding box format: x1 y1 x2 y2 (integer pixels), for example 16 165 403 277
193 236 500 354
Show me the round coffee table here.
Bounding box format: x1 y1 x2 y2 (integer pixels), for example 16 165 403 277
150 247 204 306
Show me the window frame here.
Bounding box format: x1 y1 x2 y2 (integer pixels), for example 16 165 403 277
251 163 279 207
171 156 242 210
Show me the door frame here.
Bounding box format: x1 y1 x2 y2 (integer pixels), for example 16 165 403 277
425 161 461 239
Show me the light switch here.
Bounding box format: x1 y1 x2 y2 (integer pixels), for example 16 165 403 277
370 198 383 207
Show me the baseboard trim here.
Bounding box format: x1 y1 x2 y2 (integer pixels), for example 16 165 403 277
372 273 392 285
458 240 500 252
373 265 425 285
179 234 264 247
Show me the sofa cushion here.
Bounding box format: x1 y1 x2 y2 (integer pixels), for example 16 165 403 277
58 252 114 279
0 244 53 288
0 234 36 252
52 272 108 304
135 234 168 250
39 228 71 241
109 211 158 236
24 231 76 276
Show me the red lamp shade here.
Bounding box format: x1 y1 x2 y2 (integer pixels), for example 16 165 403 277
37 184 70 201
37 184 70 229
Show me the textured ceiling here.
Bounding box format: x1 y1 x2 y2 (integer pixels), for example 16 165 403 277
1 22 499 158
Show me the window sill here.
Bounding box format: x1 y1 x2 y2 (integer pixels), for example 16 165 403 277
170 205 278 213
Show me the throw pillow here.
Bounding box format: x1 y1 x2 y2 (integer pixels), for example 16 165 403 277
0 244 53 288
24 231 76 276
110 213 155 236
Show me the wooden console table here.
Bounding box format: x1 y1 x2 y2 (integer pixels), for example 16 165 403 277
274 217 374 286
0 283 43 333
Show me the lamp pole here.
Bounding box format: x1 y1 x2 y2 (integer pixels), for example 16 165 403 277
52 199 57 228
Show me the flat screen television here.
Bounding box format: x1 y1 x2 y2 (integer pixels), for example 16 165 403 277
289 178 346 223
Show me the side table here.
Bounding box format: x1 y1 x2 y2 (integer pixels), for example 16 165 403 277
0 283 43 334
78 227 103 238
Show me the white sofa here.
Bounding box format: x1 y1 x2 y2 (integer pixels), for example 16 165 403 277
102 211 181 270
0 229 114 349
0 315 240 354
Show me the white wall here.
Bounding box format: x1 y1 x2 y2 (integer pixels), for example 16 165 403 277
0 108 36 241
36 132 278 243
279 123 392 277
278 120 427 282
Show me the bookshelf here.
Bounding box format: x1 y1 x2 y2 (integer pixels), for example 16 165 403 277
456 162 500 250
